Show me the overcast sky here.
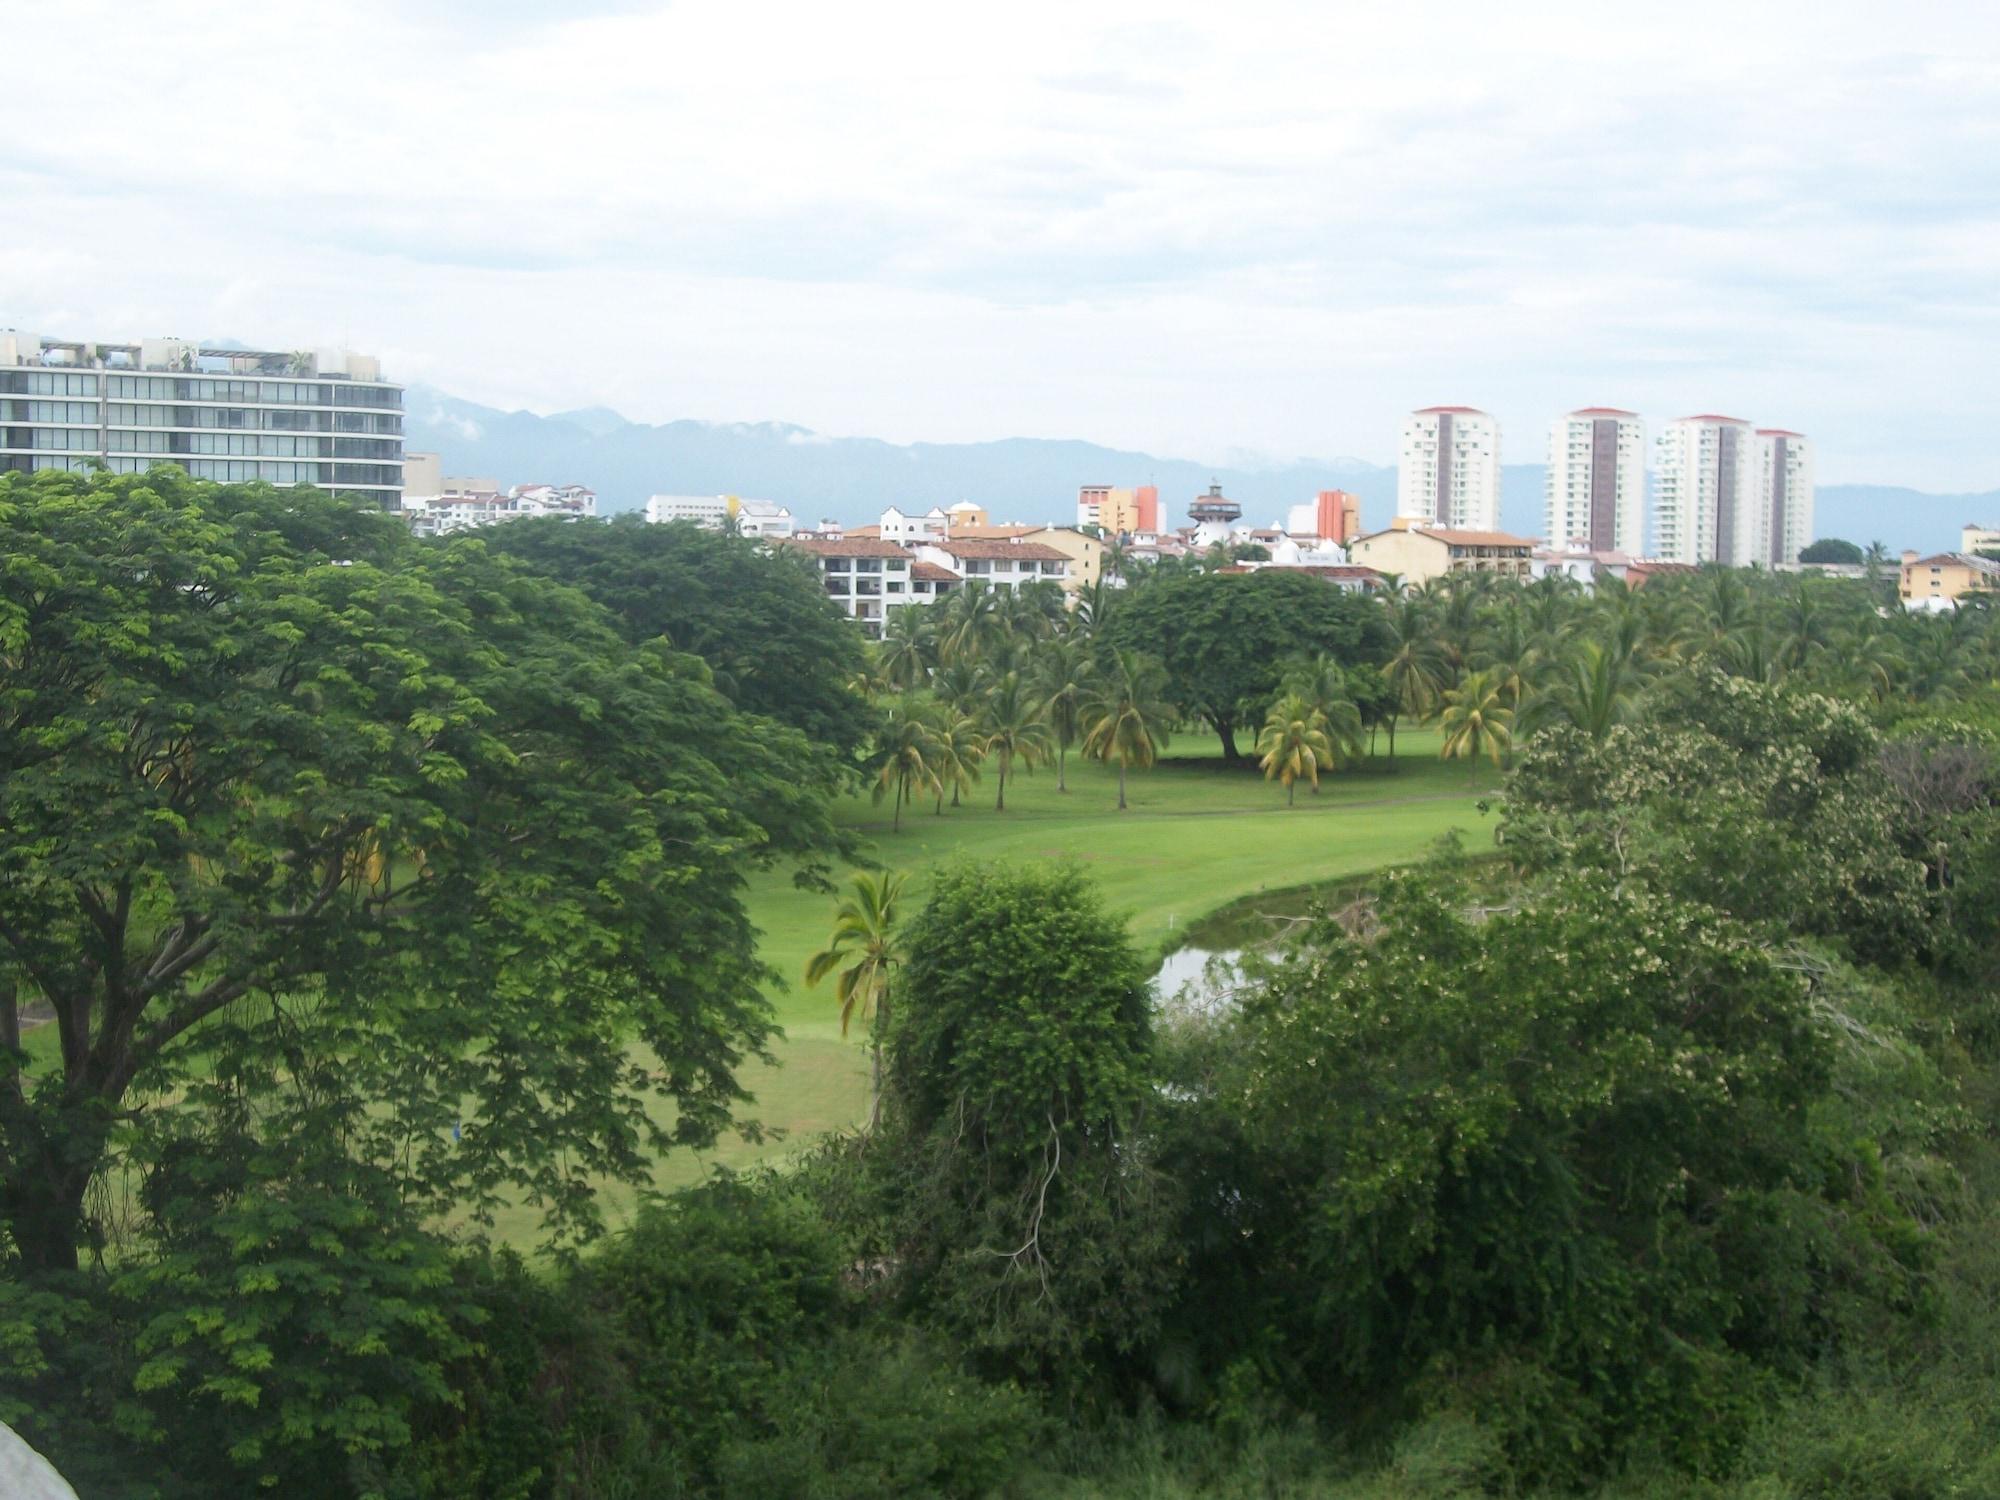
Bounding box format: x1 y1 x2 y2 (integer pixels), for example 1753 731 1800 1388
5 1 1998 488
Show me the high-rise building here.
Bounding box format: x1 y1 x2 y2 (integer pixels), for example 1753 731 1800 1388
1076 484 1158 536
1285 489 1361 544
1544 408 1645 551
1654 415 1755 565
1397 407 1499 530
1754 429 1814 566
0 332 404 505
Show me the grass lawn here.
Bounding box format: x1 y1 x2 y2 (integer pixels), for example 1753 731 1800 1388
547 727 1503 1237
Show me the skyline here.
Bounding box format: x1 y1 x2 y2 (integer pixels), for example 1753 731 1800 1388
5 1 1999 489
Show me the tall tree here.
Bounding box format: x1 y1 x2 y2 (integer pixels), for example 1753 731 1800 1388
804 869 906 1125
1380 596 1446 757
865 699 941 832
979 670 1055 811
1080 648 1174 811
925 701 986 812
484 514 871 772
0 469 840 1272
1036 637 1097 792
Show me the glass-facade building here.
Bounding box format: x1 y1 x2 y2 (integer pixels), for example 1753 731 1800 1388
0 336 404 506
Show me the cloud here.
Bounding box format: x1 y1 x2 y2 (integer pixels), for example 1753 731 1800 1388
3 0 1999 488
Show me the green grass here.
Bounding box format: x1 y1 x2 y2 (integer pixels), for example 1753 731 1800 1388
535 728 1503 1237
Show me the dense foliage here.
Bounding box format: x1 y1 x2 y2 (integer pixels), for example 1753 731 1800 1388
11 481 2000 1497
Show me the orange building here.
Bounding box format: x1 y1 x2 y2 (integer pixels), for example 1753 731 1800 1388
1316 489 1362 544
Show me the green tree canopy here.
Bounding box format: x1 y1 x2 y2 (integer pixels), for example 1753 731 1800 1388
1798 537 1865 565
0 468 841 1272
483 513 872 772
1104 571 1386 760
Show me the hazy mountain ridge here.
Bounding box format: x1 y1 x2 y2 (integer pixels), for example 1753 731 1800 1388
404 388 1994 553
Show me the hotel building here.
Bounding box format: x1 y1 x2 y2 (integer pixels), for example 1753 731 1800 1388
1 331 403 505
1754 429 1814 567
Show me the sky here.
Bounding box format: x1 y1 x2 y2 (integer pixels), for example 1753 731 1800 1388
4 0 1999 489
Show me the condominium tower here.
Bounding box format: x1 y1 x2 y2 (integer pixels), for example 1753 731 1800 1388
1655 415 1813 565
0 332 404 505
1397 406 1499 530
1755 429 1814 566
1653 414 1754 565
1544 407 1645 552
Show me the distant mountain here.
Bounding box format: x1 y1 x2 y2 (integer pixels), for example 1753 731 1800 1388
403 387 1397 529
403 388 1994 554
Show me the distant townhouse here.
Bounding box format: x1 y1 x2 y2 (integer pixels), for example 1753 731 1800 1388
950 523 1106 595
1962 523 2000 556
400 479 594 536
1347 521 1534 586
880 505 950 544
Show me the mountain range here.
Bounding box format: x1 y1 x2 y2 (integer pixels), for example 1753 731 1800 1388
404 387 1997 556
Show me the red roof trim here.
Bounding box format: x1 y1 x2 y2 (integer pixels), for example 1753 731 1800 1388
1674 414 1752 425
1570 407 1638 417
1412 405 1487 416
1755 428 1805 437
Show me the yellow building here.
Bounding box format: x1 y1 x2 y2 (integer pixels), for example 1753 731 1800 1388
1963 523 2000 556
1901 552 2000 607
1347 521 1534 587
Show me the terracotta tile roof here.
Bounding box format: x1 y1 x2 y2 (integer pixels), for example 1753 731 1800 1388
911 560 962 582
844 523 881 538
949 523 1038 539
934 539 1069 562
775 536 911 559
1909 552 2000 572
1353 527 1532 549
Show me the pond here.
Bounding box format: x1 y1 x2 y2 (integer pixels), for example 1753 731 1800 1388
1151 944 1246 1016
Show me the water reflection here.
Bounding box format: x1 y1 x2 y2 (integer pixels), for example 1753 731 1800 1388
1152 945 1244 1016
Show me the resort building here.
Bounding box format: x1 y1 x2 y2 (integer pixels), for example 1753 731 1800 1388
1 330 404 505
914 537 1072 594
1545 408 1645 552
1347 519 1534 587
880 505 951 545
1964 523 2000 556
1397 407 1500 531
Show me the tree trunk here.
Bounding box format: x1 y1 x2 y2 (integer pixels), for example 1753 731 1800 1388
995 750 1008 811
1117 759 1128 811
1288 778 1296 807
1215 716 1242 763
1057 744 1067 792
893 776 904 831
1387 713 1399 760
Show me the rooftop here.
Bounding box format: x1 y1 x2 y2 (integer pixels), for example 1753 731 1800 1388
934 539 1070 562
1570 406 1638 417
1756 428 1806 438
1413 405 1488 416
1674 413 1753 425
911 560 962 582
775 536 910 559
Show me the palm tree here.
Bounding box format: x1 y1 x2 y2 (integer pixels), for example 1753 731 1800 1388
979 670 1055 811
877 608 936 691
1437 668 1514 770
1380 597 1446 757
1037 638 1097 792
804 869 906 1126
941 579 1004 663
1080 647 1174 811
1521 640 1639 742
1281 653 1364 784
865 699 940 831
926 702 985 811
932 659 990 717
1256 693 1335 806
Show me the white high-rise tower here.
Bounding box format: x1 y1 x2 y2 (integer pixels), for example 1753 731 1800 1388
1544 407 1646 552
1754 430 1814 566
1654 415 1755 564
1397 406 1499 531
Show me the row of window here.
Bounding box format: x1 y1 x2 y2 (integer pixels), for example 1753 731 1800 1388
107 376 401 407
0 400 97 423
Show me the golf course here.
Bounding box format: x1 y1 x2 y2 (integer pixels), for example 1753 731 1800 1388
565 727 1502 1229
